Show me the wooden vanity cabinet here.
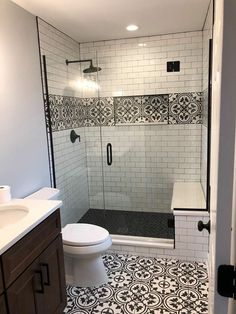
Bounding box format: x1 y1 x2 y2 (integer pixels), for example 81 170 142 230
0 294 8 314
1 209 66 314
0 265 7 314
0 264 4 295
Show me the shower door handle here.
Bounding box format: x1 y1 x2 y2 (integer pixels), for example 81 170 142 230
107 143 112 166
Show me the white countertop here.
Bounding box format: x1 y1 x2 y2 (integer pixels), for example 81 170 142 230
0 198 62 255
171 182 206 211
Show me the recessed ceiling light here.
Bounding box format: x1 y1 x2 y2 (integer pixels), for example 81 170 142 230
126 24 139 31
138 43 147 47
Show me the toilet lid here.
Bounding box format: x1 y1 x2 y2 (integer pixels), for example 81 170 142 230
62 223 110 246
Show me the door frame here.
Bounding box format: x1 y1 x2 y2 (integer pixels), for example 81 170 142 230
209 0 236 313
228 124 236 313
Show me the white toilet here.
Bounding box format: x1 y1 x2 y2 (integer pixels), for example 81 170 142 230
25 187 112 287
63 223 112 287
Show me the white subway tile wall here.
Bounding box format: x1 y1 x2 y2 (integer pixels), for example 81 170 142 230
80 31 203 97
84 127 104 209
38 18 82 97
110 214 209 262
52 128 89 226
85 124 202 212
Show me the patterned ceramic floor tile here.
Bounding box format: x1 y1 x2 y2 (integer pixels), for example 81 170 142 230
64 253 208 314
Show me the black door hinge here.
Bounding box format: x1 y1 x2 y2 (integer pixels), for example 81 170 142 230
217 265 236 299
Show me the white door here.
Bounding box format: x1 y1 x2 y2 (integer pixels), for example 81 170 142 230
209 0 236 313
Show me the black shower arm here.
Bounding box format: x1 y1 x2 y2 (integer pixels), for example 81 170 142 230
65 59 92 66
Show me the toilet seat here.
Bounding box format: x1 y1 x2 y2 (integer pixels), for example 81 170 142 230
63 236 112 256
62 223 109 246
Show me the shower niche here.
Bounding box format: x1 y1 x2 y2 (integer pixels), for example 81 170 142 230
38 0 213 245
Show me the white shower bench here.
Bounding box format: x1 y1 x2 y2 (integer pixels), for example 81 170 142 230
171 182 206 212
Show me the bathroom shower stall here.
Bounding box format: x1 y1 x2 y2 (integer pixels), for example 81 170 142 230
37 15 211 243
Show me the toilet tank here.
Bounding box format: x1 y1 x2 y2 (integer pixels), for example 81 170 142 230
24 187 60 200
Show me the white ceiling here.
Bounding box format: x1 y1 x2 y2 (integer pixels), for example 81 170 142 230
12 0 210 43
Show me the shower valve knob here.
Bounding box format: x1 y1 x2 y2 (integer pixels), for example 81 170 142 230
197 220 210 234
70 130 80 143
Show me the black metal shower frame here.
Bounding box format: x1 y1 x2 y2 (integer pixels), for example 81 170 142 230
36 17 56 188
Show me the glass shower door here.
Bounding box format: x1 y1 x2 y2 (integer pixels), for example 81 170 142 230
99 95 174 238
95 49 175 239
100 118 175 238
79 46 174 239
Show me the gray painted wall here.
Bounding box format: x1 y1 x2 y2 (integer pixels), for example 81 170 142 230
0 0 51 197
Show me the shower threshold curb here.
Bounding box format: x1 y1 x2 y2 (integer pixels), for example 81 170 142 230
111 234 174 249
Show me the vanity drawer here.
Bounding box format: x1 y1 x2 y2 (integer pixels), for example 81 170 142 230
2 209 61 288
0 261 4 294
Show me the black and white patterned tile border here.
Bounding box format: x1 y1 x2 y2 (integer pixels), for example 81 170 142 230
64 252 208 314
169 92 202 124
49 95 85 131
83 97 114 127
114 94 169 125
43 94 51 131
202 89 208 128
47 92 203 131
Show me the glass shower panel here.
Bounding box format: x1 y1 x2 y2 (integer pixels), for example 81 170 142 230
78 49 105 211
41 47 104 227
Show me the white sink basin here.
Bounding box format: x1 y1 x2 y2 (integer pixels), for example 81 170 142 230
0 204 29 228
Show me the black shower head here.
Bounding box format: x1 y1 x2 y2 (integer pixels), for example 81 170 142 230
83 62 101 74
65 58 102 73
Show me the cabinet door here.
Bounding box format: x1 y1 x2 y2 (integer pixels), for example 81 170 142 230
0 261 4 295
37 235 66 314
7 260 42 314
0 294 7 314
2 210 61 288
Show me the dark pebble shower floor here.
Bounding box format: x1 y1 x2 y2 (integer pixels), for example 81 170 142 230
79 209 174 239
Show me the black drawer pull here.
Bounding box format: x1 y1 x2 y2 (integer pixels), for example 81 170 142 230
40 263 51 286
35 270 44 294
107 143 112 166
